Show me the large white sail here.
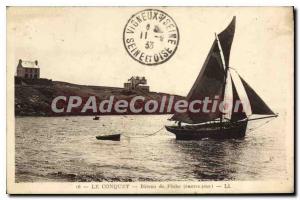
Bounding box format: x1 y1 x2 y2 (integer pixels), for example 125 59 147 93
222 72 233 120
230 68 252 116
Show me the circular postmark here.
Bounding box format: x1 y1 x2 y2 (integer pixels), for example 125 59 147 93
123 9 179 66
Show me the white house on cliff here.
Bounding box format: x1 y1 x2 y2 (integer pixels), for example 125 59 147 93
16 59 40 79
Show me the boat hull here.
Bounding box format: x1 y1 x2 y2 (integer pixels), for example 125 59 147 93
96 134 121 141
165 121 248 140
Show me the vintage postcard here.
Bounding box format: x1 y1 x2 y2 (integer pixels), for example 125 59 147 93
7 7 294 194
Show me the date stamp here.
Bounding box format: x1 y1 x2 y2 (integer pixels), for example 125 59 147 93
123 9 179 66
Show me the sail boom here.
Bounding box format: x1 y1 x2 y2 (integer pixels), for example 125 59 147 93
247 115 278 121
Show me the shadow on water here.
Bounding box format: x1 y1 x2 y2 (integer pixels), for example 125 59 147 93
173 138 246 181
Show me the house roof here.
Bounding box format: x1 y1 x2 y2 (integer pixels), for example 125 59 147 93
19 60 39 68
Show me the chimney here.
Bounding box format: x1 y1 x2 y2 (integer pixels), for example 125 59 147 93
17 59 22 68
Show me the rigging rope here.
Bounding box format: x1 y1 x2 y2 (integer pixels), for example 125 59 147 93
247 117 276 133
120 113 276 139
122 126 165 138
120 117 275 138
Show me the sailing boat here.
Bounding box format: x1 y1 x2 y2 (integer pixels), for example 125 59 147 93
165 17 278 140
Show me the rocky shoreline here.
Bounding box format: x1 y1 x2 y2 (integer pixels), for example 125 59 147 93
15 77 183 116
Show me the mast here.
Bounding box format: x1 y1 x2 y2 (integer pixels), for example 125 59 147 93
215 33 228 127
215 16 236 126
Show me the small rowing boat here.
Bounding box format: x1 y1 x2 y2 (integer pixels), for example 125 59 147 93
93 116 100 120
96 134 121 141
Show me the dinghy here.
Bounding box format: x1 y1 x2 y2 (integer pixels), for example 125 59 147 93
93 116 100 120
96 134 121 141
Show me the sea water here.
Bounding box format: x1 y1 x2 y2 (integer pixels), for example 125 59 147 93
15 115 288 182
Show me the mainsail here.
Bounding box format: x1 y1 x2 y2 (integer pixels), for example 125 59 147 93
170 38 225 123
171 17 236 124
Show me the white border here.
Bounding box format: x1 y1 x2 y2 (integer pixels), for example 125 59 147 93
1 0 298 199
0 0 297 6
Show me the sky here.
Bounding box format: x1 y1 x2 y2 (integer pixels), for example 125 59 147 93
7 7 293 111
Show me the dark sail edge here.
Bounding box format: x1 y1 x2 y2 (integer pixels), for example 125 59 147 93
239 76 275 115
230 77 247 121
217 16 236 68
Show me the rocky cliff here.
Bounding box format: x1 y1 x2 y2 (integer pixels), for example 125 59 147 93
15 77 183 116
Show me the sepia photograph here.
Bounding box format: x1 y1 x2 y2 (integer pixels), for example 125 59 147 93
6 6 294 194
